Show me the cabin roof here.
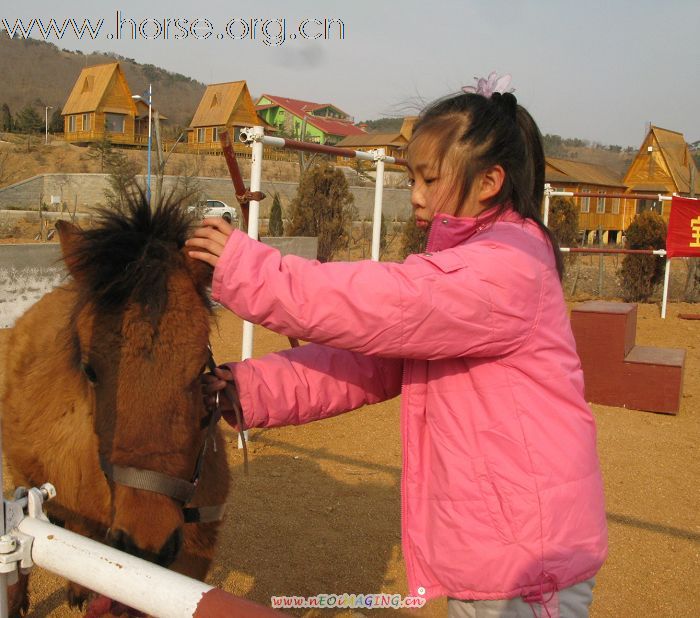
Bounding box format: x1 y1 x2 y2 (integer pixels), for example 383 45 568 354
63 62 134 115
545 157 626 188
336 133 407 148
649 126 700 194
189 81 262 128
257 94 366 137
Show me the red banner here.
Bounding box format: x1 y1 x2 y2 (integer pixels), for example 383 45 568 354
666 196 700 258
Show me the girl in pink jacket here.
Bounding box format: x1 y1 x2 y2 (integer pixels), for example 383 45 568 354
187 87 608 618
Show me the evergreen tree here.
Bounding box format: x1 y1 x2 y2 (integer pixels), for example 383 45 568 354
14 105 43 134
547 196 579 271
268 192 284 236
287 163 357 262
88 136 119 172
49 107 64 133
1 104 12 132
105 151 140 209
619 211 667 301
399 214 428 259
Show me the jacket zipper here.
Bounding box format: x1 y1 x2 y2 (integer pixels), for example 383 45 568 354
401 219 442 596
402 217 485 597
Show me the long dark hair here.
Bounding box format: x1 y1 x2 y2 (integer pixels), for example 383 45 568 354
411 91 563 278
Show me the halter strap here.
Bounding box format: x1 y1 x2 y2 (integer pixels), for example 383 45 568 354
101 459 197 505
98 346 237 524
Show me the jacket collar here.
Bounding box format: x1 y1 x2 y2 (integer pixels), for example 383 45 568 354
426 206 523 252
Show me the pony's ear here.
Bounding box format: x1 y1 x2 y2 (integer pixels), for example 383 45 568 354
55 220 84 278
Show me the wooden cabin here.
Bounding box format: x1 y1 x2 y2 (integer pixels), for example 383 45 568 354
133 99 167 144
188 81 269 151
546 157 629 244
623 125 700 222
62 62 137 145
336 117 417 160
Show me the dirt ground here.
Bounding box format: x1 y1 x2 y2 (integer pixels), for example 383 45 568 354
1 300 698 618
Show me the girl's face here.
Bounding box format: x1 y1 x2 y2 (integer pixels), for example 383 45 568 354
406 133 484 228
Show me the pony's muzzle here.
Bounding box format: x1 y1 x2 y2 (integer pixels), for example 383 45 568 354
109 526 183 567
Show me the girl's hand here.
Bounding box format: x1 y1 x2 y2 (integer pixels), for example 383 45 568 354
201 366 245 429
201 366 231 409
186 217 234 268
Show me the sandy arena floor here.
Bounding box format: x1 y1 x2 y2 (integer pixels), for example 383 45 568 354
1 302 698 617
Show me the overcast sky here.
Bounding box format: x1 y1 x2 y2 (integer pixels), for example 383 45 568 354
11 0 699 147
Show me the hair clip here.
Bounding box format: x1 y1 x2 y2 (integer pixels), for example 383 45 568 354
462 72 515 98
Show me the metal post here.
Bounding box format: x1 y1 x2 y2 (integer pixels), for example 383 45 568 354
0 419 8 617
661 258 671 319
543 183 552 227
147 84 152 204
238 126 265 448
241 126 264 363
371 149 385 261
44 106 53 145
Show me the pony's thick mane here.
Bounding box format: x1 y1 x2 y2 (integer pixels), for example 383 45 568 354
66 193 210 322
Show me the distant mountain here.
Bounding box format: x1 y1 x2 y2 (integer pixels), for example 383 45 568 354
0 32 206 132
359 118 404 133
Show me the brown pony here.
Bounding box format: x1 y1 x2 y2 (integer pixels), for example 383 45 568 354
2 197 230 616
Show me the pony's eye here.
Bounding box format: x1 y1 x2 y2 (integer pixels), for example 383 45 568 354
81 363 98 384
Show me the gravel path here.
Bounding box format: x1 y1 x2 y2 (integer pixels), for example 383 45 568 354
1 303 698 617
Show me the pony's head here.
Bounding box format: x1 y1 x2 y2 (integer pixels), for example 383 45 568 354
56 195 215 566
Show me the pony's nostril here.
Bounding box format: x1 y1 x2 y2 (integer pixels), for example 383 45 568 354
157 528 183 567
110 529 140 557
110 527 183 567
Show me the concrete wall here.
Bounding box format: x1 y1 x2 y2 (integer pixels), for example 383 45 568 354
0 173 413 222
0 244 66 329
0 237 317 329
260 236 318 259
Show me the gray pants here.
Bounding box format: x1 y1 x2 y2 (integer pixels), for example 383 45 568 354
447 578 595 618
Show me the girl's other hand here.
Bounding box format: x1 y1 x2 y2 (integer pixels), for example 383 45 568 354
186 217 234 268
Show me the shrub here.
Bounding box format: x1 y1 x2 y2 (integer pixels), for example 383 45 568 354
548 197 579 247
287 163 357 262
619 211 667 301
268 192 284 237
399 215 428 259
548 196 579 271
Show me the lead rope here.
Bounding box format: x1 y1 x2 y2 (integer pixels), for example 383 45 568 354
206 354 249 475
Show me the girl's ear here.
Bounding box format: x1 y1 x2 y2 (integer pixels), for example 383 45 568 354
477 165 506 202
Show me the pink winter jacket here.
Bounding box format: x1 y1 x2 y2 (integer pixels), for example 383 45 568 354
212 208 608 602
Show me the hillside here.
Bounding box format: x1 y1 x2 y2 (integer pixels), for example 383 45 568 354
0 32 206 132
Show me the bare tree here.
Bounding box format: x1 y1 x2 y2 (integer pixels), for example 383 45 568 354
0 149 13 186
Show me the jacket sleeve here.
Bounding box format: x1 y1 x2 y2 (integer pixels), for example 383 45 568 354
212 229 546 359
227 343 403 428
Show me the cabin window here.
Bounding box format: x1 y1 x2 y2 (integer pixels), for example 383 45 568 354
212 127 219 142
636 199 661 215
82 114 91 132
612 198 620 214
596 192 605 214
68 115 76 132
197 128 206 143
105 113 125 133
580 196 590 213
